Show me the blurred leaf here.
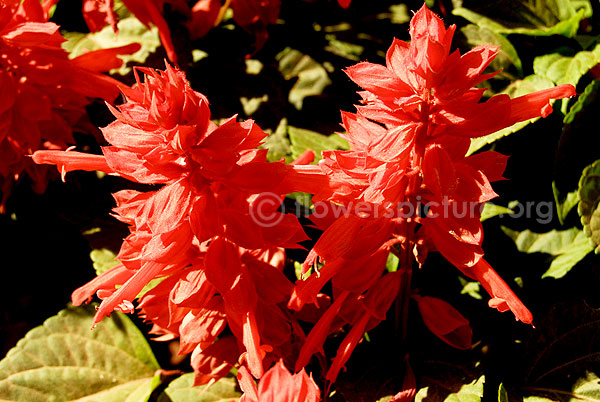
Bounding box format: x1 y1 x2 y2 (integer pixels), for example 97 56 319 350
502 227 594 278
277 48 332 109
263 118 292 162
325 34 365 61
240 94 269 116
91 248 120 276
481 203 515 221
386 252 399 272
376 4 410 24
459 277 483 300
416 370 484 402
453 0 590 38
0 305 160 401
552 182 579 225
578 159 600 253
157 373 240 401
62 16 161 75
288 125 349 162
460 24 522 75
468 75 555 154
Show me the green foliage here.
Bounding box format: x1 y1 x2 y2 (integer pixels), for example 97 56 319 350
480 203 515 221
0 305 160 401
453 0 591 38
288 126 349 162
460 24 523 75
534 44 600 88
91 248 120 275
415 370 484 402
552 183 579 225
578 160 600 253
62 17 161 75
502 226 594 278
277 48 332 110
157 374 241 402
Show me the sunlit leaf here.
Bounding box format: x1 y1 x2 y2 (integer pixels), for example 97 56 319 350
416 371 484 402
62 17 161 75
534 44 600 90
0 305 160 401
277 48 332 110
480 203 515 221
288 126 349 162
91 248 120 276
502 226 594 278
552 182 579 225
157 373 240 401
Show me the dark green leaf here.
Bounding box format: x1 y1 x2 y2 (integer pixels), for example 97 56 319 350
552 182 579 225
453 0 590 38
0 305 160 401
157 373 240 402
578 160 600 253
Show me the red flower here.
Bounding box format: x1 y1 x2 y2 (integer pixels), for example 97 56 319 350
238 360 321 402
33 64 310 384
0 0 138 211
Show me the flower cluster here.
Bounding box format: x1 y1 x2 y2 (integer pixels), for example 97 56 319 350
281 3 575 387
31 4 577 399
0 0 138 211
33 64 318 393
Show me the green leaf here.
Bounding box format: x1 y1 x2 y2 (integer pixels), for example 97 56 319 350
467 74 555 155
534 44 600 90
552 182 579 225
453 0 589 38
416 374 485 402
62 16 161 75
460 24 523 75
91 248 120 276
157 373 240 402
386 252 399 273
502 226 594 278
480 203 515 221
459 277 483 300
499 383 509 402
578 159 600 253
240 94 269 116
0 305 160 401
276 48 332 110
288 126 349 163
563 80 600 126
262 119 292 163
324 35 365 61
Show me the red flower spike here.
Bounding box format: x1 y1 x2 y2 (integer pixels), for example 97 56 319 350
414 295 472 350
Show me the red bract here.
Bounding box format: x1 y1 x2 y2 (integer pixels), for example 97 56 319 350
238 360 321 402
285 4 575 381
33 64 310 385
0 0 138 212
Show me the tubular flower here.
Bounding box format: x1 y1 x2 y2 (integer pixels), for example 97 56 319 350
287 4 573 380
33 64 310 384
0 0 138 212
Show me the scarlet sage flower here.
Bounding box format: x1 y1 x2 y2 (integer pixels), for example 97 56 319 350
285 4 575 382
33 63 311 385
0 0 138 212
